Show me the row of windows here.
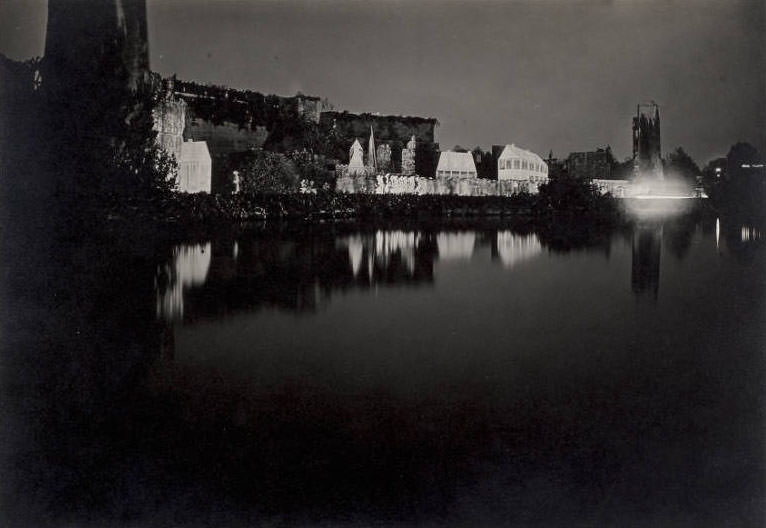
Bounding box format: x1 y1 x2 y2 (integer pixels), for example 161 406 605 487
437 170 476 177
499 158 548 173
501 175 548 184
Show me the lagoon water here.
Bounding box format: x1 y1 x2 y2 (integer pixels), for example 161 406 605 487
2 213 764 526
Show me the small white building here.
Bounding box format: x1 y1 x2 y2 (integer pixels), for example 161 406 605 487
177 140 212 193
497 144 548 193
436 151 477 178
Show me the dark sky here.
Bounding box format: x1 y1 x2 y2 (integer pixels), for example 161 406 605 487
1 0 764 163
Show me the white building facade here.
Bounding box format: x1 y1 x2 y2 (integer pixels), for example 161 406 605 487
497 144 548 194
177 140 212 194
435 151 477 178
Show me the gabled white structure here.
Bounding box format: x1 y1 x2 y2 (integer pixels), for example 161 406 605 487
177 140 212 193
348 139 366 175
497 144 548 193
436 151 477 178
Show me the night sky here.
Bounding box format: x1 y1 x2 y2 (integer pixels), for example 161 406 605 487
1 0 764 164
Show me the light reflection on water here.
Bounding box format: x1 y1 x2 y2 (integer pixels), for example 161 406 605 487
155 219 766 324
436 232 476 260
155 242 212 321
495 231 542 268
156 229 553 323
5 213 763 527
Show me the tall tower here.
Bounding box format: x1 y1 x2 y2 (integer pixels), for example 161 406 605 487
632 102 663 181
41 0 153 194
43 0 149 91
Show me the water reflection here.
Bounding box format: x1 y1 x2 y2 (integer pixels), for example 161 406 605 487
632 224 662 298
740 225 761 242
153 217 765 322
5 214 764 527
493 231 543 268
156 242 212 320
336 230 437 285
719 218 765 264
436 232 476 260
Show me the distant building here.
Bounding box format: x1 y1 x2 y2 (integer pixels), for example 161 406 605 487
567 149 611 180
436 151 477 178
545 151 567 180
177 140 212 193
497 144 548 193
632 102 663 180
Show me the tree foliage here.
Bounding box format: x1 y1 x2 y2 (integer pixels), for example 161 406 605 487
665 147 701 184
535 175 617 217
702 142 764 214
229 150 300 195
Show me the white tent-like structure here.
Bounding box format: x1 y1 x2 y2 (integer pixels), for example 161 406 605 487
177 140 212 194
435 151 477 178
348 139 366 175
497 144 548 192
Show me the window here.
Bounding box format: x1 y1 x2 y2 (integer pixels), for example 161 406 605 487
522 160 528 170
513 159 520 169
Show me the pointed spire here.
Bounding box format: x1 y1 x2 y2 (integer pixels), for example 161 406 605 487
368 126 377 173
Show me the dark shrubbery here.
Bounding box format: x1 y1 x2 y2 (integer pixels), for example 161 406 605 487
702 142 765 218
535 176 621 221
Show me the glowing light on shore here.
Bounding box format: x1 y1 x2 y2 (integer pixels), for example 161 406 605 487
626 171 695 219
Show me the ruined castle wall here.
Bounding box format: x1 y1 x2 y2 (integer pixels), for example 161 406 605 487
184 118 268 157
320 112 437 144
152 98 186 161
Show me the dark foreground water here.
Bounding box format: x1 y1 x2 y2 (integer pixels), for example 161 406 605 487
1 213 764 527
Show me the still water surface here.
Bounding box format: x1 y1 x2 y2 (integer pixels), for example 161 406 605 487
3 214 764 526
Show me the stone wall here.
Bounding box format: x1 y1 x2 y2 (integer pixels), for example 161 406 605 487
335 168 527 197
376 144 392 172
592 179 630 197
567 150 611 180
320 111 439 174
183 117 268 157
401 142 416 176
320 111 438 145
152 97 186 161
